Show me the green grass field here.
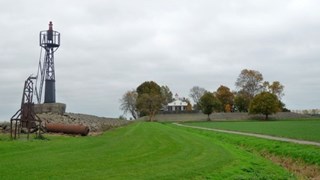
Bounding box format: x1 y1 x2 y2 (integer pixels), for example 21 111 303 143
184 119 320 142
0 122 295 179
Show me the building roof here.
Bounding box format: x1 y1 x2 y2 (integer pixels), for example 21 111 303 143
167 99 188 106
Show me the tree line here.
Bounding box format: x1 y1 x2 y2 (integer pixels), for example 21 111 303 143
120 69 286 121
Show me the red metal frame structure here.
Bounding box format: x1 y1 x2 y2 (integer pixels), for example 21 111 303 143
10 76 43 139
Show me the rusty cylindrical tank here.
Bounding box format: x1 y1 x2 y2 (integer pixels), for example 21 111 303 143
46 123 89 136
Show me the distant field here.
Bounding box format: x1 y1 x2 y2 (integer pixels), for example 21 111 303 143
184 119 320 142
0 122 294 179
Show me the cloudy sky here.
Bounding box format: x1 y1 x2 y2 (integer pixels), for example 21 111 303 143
1 0 319 120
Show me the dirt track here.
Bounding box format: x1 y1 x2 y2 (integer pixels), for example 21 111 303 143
174 123 320 147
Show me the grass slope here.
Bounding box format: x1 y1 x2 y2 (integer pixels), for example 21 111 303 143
0 122 293 179
185 119 320 142
171 123 320 166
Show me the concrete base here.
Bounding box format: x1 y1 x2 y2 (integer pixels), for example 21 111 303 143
34 103 66 115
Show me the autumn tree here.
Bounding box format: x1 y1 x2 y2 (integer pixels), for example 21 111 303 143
119 90 138 119
136 93 163 121
199 92 222 121
215 85 234 112
235 69 264 99
189 86 206 110
249 92 280 120
234 90 251 112
225 104 232 112
263 81 285 100
161 85 173 105
137 81 162 95
136 81 164 121
186 102 193 111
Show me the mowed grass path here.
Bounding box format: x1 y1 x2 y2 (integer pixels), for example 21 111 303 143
0 122 292 179
185 119 320 142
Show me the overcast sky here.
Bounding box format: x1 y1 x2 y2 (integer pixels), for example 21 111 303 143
1 0 320 120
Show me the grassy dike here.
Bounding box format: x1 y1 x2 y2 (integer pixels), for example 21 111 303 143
0 122 294 179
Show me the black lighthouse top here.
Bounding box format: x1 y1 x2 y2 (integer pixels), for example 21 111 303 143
40 21 60 48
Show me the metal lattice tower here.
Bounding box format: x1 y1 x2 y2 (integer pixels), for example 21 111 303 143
36 21 60 103
10 76 43 139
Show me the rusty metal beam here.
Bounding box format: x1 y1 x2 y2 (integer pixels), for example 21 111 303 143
46 123 89 136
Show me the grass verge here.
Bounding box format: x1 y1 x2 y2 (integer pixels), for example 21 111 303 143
169 122 320 178
184 119 320 142
0 122 293 179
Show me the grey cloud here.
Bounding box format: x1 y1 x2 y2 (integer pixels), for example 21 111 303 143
1 0 320 120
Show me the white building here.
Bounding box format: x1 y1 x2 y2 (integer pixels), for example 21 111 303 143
167 94 188 112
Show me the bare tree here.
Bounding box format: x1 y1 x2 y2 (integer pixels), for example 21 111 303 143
189 86 206 107
119 90 138 119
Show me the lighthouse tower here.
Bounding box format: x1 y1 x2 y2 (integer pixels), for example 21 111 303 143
39 21 60 103
34 22 65 115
